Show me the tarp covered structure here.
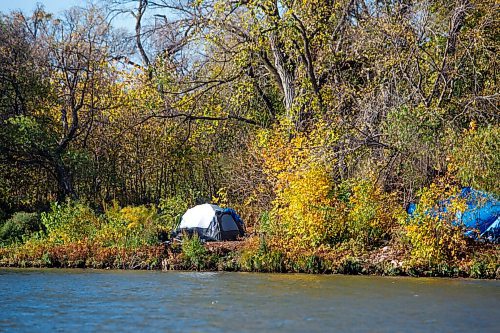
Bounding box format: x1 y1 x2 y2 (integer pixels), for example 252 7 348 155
407 187 500 241
457 188 499 240
178 204 245 241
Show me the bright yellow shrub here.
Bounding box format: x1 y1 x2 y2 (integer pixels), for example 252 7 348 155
259 121 340 250
403 183 468 267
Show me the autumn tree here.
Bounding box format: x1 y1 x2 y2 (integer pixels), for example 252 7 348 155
0 5 117 203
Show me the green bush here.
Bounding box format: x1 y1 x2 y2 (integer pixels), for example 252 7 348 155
0 212 42 245
159 195 190 231
38 201 167 248
41 201 101 244
468 251 499 279
346 179 403 248
101 203 161 248
182 233 208 270
257 211 271 234
451 125 499 195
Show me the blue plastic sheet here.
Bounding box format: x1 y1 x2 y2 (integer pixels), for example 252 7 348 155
407 187 499 241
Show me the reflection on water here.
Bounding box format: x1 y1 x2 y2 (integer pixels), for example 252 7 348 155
0 269 499 332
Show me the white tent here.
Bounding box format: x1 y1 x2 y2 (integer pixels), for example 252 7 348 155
178 204 244 241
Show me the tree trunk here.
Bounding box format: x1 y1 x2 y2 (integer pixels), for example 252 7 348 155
54 159 77 201
269 32 295 114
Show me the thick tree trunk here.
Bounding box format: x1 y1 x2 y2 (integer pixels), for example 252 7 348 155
54 160 77 200
269 32 295 114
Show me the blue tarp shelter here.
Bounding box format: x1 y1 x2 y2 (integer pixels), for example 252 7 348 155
407 187 500 241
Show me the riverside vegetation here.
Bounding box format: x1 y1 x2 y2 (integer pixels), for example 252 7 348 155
0 1 498 278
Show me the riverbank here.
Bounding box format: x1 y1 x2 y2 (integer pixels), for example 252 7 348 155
1 200 498 279
1 237 498 279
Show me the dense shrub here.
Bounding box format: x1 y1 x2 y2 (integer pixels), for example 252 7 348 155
101 203 162 248
450 125 499 195
181 233 209 270
41 201 101 244
259 123 340 249
346 179 403 248
159 195 191 231
0 212 42 245
402 183 468 269
38 201 168 248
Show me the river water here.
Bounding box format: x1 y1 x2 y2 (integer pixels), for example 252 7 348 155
0 269 498 332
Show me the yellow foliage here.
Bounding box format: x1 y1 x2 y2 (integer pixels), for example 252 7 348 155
276 163 335 248
347 179 402 247
212 187 229 207
403 183 468 267
259 122 339 249
257 121 401 252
